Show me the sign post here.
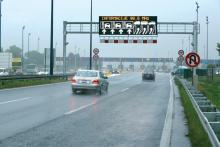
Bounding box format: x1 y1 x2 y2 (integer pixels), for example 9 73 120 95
185 52 200 87
178 49 184 66
93 48 99 70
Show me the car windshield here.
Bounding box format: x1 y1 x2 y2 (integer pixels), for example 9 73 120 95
144 69 154 74
76 71 98 77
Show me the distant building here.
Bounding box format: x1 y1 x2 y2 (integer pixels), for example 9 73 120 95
0 52 12 69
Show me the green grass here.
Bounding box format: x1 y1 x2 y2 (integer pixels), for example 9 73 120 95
0 77 67 89
175 79 212 147
198 76 220 140
198 76 220 110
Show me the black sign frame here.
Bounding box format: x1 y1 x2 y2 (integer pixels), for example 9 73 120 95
99 16 158 36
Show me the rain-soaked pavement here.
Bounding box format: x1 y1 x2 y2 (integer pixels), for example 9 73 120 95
0 72 170 147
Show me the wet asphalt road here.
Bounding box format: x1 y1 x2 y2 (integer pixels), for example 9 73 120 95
0 72 171 147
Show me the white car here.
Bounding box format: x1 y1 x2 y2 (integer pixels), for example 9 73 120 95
104 23 111 29
126 23 133 28
37 71 49 75
71 70 109 95
0 68 9 76
115 23 122 29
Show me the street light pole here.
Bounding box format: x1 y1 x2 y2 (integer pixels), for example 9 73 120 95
28 33 31 58
89 0 93 70
22 26 25 72
195 1 199 53
191 2 199 86
50 0 54 75
55 42 57 49
0 0 3 52
37 37 40 51
206 16 209 62
188 35 190 52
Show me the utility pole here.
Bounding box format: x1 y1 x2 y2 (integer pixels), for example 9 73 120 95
55 42 57 49
28 33 31 58
188 35 191 52
21 26 25 72
0 0 3 52
78 48 80 69
206 16 209 62
89 0 93 70
182 39 184 52
50 0 54 75
192 1 199 87
63 22 68 75
195 1 199 53
37 37 40 51
74 47 77 70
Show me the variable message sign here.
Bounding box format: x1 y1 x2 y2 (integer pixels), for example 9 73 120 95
99 16 157 36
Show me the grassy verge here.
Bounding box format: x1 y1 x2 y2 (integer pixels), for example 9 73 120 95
198 76 220 110
0 77 67 89
175 78 212 147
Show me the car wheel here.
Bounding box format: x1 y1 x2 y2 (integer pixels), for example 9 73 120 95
97 87 102 95
106 85 109 93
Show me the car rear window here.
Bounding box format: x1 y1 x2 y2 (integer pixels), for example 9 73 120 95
76 71 98 77
144 69 154 74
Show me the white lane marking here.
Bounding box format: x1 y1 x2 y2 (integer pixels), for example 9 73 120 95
0 97 32 105
64 102 96 115
159 75 174 147
109 74 121 77
121 88 129 92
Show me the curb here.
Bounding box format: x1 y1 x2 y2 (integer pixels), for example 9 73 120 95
159 76 175 147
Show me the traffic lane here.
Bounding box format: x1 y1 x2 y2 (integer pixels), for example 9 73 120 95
0 72 142 140
0 72 137 102
0 72 141 115
0 82 69 102
0 72 141 114
0 73 171 147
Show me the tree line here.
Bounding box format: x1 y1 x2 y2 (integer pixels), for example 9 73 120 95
5 45 81 67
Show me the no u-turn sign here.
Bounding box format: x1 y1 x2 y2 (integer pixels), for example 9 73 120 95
185 52 200 68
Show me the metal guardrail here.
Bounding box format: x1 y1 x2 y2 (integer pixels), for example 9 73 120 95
179 77 220 147
0 74 75 81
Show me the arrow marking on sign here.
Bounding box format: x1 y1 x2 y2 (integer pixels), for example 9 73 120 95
127 29 132 35
102 29 106 35
111 29 115 35
136 28 140 34
119 29 123 35
142 28 147 34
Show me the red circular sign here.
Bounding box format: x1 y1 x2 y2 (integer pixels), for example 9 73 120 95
178 56 184 62
185 52 200 68
178 50 184 56
93 48 99 54
93 54 99 60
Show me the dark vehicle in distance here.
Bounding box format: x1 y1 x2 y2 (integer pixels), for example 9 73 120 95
142 68 155 81
112 70 120 74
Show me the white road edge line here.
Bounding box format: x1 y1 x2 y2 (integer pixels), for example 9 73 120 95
121 88 129 92
64 102 96 115
0 97 32 105
159 75 175 147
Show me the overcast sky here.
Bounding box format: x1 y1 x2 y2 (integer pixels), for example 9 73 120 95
2 0 220 59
